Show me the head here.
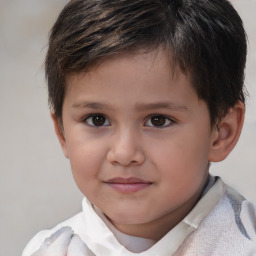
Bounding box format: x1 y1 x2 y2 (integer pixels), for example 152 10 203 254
46 0 247 127
46 0 247 239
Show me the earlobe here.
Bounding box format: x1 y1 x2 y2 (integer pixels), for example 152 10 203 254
209 101 245 162
51 113 69 158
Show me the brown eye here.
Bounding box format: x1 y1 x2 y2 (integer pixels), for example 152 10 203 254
85 114 110 127
145 115 172 127
151 116 166 126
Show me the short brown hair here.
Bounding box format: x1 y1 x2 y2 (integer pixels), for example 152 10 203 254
46 0 247 125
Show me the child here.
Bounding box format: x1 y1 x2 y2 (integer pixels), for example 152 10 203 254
23 0 256 255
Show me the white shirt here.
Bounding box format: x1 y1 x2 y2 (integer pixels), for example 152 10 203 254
23 177 256 256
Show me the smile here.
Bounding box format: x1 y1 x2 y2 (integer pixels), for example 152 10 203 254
105 177 153 193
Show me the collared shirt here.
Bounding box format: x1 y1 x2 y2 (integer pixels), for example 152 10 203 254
23 177 256 256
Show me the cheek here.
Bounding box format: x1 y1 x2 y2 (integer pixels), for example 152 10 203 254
67 138 107 187
67 132 106 165
148 128 210 182
153 140 209 208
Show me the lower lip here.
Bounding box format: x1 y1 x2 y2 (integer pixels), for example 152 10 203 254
106 183 152 193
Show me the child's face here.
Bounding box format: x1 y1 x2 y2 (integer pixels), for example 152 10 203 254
58 49 217 239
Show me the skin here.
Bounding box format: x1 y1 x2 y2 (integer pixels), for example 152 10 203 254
52 48 244 240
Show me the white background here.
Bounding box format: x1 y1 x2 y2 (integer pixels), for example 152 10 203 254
0 1 255 255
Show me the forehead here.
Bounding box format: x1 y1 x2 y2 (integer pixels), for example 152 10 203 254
66 48 193 92
63 48 201 113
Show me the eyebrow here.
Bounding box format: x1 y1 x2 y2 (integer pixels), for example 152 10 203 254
72 102 113 110
135 102 189 112
72 101 188 112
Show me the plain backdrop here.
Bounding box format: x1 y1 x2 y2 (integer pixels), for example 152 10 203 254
0 1 255 255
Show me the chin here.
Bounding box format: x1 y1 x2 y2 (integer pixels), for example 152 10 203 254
106 209 154 225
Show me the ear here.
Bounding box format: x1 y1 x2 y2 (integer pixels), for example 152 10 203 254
51 113 69 158
208 101 245 162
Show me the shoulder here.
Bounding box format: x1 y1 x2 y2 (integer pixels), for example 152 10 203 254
179 181 256 255
225 185 256 241
22 211 84 256
205 182 256 250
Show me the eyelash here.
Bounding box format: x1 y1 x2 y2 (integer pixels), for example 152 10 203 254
144 114 174 128
83 114 175 128
83 114 110 127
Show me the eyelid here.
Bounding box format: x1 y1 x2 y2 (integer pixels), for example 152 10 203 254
83 113 111 127
144 114 175 128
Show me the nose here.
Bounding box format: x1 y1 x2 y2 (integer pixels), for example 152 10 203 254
107 128 145 166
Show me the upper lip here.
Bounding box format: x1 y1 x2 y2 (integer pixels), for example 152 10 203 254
105 177 151 184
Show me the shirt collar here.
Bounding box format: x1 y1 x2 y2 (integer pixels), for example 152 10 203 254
80 176 225 256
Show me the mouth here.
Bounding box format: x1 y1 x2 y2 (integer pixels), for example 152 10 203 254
104 177 153 193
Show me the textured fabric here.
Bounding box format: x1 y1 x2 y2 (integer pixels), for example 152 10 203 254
23 177 256 256
174 186 256 255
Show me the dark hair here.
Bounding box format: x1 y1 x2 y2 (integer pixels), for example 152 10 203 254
46 0 247 125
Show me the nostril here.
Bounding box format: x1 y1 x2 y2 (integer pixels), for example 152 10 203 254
107 149 145 166
106 136 145 166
